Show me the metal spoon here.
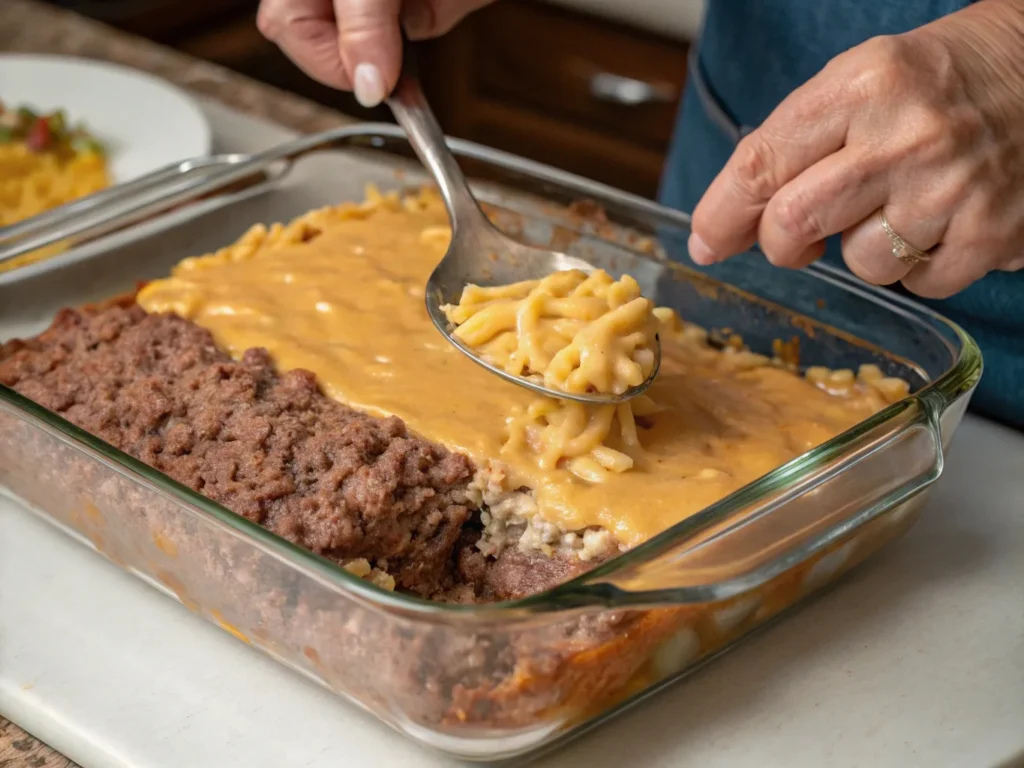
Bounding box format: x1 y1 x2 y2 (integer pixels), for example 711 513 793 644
386 42 660 404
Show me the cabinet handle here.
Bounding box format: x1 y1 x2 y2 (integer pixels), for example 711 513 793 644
588 72 676 106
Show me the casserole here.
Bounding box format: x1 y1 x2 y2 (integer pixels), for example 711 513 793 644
0 126 981 760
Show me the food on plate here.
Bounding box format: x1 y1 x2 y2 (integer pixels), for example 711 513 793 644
0 101 109 272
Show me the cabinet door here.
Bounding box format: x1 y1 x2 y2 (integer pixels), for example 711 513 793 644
421 1 689 197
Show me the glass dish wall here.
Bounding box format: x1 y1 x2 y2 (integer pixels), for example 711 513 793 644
0 127 981 761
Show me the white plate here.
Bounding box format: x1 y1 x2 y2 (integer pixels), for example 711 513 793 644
0 55 213 285
0 54 212 182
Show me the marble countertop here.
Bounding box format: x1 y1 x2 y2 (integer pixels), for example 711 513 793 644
0 2 355 763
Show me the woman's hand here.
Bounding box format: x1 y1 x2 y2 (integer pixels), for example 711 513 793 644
688 0 1024 298
257 0 494 107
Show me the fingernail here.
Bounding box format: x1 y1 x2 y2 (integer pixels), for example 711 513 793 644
353 63 386 108
403 2 433 39
688 233 718 265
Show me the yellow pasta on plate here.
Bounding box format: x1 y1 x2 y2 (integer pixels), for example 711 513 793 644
0 102 109 273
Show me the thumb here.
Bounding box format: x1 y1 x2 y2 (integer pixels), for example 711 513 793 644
334 0 403 107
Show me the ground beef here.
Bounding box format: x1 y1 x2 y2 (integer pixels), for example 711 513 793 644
0 298 910 736
0 299 696 733
451 526 601 602
0 302 474 595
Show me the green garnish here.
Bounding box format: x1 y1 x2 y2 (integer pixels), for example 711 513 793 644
46 109 67 135
0 102 104 155
16 106 37 126
70 134 106 156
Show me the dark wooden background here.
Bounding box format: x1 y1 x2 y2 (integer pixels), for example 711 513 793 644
43 0 691 197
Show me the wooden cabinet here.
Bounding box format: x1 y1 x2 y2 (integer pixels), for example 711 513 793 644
422 3 688 196
174 12 393 124
48 0 690 197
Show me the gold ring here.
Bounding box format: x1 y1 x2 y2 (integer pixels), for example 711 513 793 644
878 209 932 267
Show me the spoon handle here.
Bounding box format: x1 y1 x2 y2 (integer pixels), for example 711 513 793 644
386 38 488 230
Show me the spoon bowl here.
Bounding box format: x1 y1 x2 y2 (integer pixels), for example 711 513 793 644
387 42 660 405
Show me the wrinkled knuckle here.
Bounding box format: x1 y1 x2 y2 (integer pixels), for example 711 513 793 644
874 34 914 73
338 6 392 39
847 152 886 185
904 105 956 162
925 166 971 214
773 193 825 244
855 36 913 96
733 135 780 201
339 25 387 48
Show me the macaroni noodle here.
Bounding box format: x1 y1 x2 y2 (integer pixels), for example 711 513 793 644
443 270 658 396
443 269 668 482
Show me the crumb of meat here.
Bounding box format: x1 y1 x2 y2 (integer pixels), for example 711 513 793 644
468 462 617 562
0 303 474 595
449 528 607 602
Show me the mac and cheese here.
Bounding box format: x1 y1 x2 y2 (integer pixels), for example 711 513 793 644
442 268 666 481
137 187 907 547
0 103 108 273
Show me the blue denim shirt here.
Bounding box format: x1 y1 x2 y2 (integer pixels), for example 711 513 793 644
659 0 1024 429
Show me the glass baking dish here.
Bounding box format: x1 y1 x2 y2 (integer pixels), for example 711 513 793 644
0 125 982 761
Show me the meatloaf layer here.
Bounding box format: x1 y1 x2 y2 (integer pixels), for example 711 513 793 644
0 301 476 595
0 300 687 731
3 299 887 732
0 298 915 733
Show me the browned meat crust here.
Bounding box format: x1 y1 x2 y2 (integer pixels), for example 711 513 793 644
0 302 474 595
0 300 696 733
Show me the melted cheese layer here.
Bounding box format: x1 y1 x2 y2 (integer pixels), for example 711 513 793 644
137 190 892 546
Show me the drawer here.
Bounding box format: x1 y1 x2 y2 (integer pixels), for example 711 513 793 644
172 0 681 195
52 0 254 42
472 2 688 149
465 100 666 197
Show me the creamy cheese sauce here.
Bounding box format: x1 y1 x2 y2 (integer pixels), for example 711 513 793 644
137 191 893 546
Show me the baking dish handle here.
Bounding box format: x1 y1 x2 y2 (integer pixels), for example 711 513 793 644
0 122 688 271
0 154 257 265
577 396 944 605
0 125 407 268
0 148 307 269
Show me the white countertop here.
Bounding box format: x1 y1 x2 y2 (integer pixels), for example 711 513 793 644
2 101 1023 768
